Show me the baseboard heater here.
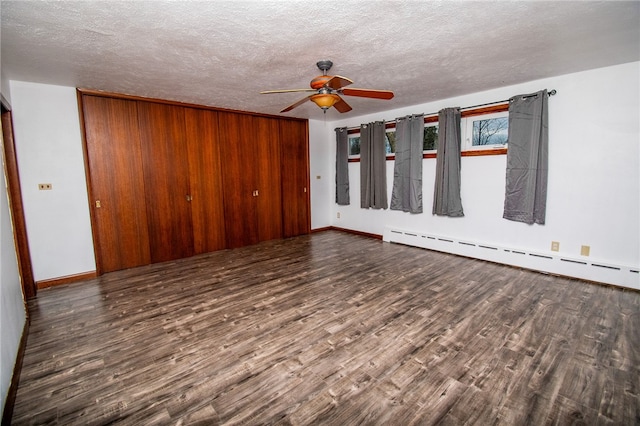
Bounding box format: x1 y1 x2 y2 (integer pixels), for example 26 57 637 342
383 226 639 290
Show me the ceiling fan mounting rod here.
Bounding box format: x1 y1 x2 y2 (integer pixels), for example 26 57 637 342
316 60 333 75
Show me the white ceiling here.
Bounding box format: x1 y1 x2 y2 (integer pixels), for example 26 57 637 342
1 1 639 119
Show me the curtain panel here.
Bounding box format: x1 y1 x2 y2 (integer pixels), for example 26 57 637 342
432 107 464 217
335 127 350 205
360 121 388 209
503 89 548 224
390 114 424 213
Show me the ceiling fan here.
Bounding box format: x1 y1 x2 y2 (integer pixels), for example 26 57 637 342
260 60 394 114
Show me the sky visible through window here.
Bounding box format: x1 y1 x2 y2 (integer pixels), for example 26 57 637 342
472 117 508 146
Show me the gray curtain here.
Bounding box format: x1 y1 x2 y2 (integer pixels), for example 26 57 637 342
390 114 424 213
433 107 464 217
360 121 388 209
335 127 350 205
503 90 548 224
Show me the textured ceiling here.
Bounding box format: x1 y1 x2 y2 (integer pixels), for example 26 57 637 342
1 1 639 119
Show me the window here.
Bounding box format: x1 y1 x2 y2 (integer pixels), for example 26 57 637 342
385 131 396 154
346 104 509 161
423 124 438 152
348 130 397 158
462 111 509 151
348 135 360 157
349 126 438 159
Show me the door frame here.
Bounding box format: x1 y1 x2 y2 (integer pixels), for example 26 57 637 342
1 95 36 300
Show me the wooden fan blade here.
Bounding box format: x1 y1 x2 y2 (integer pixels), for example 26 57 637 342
261 89 316 94
324 75 353 90
341 88 394 100
333 96 352 113
281 95 312 113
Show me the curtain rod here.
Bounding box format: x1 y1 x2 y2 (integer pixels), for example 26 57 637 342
460 89 556 112
337 89 556 132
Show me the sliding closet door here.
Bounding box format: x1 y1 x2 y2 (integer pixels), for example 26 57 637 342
81 95 151 273
280 119 310 238
184 107 226 254
137 102 194 263
254 116 283 242
219 112 259 248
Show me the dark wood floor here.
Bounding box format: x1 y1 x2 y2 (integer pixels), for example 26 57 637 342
11 231 640 425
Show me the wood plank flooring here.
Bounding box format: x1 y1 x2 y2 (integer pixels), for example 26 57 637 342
11 231 640 425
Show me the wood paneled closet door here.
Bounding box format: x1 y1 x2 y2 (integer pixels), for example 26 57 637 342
219 112 283 249
137 102 194 263
81 96 151 273
280 119 310 238
219 112 258 248
184 108 226 254
254 116 283 242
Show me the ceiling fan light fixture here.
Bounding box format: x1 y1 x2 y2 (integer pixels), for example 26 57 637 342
262 61 393 114
310 93 340 111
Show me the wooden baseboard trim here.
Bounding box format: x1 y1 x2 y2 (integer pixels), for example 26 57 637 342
36 271 97 289
2 317 29 425
316 226 383 240
311 226 331 233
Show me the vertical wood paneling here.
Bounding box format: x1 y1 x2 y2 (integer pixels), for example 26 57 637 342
218 112 258 248
80 91 309 270
81 96 151 273
184 108 226 254
280 119 310 238
137 102 194 263
254 116 282 242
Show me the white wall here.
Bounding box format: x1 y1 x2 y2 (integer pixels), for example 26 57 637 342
310 62 639 276
0 119 27 416
308 119 333 229
9 81 95 282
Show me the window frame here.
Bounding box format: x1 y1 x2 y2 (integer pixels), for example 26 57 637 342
347 103 508 162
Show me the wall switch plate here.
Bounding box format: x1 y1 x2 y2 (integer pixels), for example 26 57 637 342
581 245 590 256
551 241 559 252
38 183 52 190
337 212 341 219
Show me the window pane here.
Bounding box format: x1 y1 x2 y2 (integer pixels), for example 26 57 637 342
349 136 360 156
472 117 508 146
424 126 438 151
385 131 396 154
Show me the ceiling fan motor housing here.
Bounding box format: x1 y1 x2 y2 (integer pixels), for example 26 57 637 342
311 60 335 89
310 76 333 89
